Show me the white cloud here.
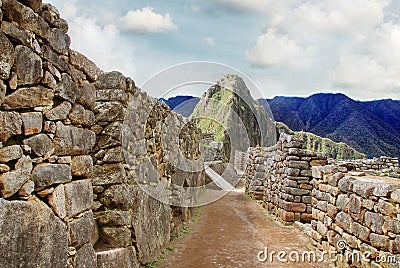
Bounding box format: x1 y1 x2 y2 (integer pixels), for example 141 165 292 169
64 12 136 78
119 7 177 33
206 37 215 46
245 29 304 68
245 0 400 98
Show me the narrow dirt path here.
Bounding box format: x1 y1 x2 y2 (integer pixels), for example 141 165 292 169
158 189 327 268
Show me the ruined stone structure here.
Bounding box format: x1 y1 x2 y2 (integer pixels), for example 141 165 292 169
329 157 399 178
244 134 400 267
0 1 204 267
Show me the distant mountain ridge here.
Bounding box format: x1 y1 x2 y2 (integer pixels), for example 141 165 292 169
160 93 400 158
160 96 200 118
264 94 400 158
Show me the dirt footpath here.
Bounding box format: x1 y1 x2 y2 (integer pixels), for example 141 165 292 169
157 189 327 268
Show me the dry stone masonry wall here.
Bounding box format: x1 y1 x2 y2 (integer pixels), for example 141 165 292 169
0 1 204 267
244 134 400 267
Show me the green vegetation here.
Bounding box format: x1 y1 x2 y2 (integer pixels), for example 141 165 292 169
276 122 365 159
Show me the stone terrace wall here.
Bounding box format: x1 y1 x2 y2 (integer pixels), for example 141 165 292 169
244 134 328 224
329 157 400 178
308 166 400 267
244 134 400 267
0 1 204 267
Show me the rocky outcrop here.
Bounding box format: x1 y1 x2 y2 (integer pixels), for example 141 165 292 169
0 1 205 267
191 74 276 155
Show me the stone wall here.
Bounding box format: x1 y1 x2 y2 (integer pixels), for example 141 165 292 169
244 134 400 267
244 133 328 224
0 1 204 267
307 165 400 267
329 157 399 178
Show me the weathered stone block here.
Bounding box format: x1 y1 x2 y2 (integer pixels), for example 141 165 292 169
18 179 34 197
99 184 136 210
77 81 96 110
42 45 69 72
0 111 22 142
71 155 93 178
69 211 94 247
56 73 79 103
45 101 72 121
0 30 14 80
133 190 170 264
48 184 66 219
281 200 306 213
288 160 309 170
96 247 139 268
328 172 345 187
0 145 22 163
284 167 300 176
95 210 131 226
335 211 353 234
349 194 362 214
0 197 68 268
383 220 400 234
54 122 96 156
353 222 370 242
391 190 400 203
14 45 42 85
338 176 355 193
23 133 54 157
41 3 68 32
0 156 32 198
21 112 42 135
92 164 126 186
4 86 54 109
103 146 124 163
369 233 389 251
364 212 384 234
94 101 124 123
389 235 400 254
32 163 71 189
352 178 379 198
69 50 100 82
64 179 93 218
95 71 126 90
49 27 70 54
75 243 97 268
99 227 131 248
96 89 128 103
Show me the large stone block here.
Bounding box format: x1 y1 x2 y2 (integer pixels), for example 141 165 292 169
95 71 127 90
0 111 22 142
369 233 389 251
352 222 370 242
14 45 42 85
93 164 126 185
288 160 309 170
54 122 96 156
71 155 93 178
94 210 131 226
69 210 94 247
42 45 69 72
364 212 384 235
32 163 71 189
99 184 136 210
0 30 14 80
133 189 170 264
335 211 353 234
45 101 72 121
56 73 79 103
49 27 70 54
77 81 96 110
352 178 380 198
69 50 100 82
0 145 22 163
64 179 93 218
23 133 54 157
0 156 32 198
0 197 68 268
96 247 139 268
99 227 131 248
75 243 96 268
21 112 42 135
4 86 54 109
94 101 125 123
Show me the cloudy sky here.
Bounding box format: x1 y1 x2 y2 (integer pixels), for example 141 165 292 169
47 0 400 100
